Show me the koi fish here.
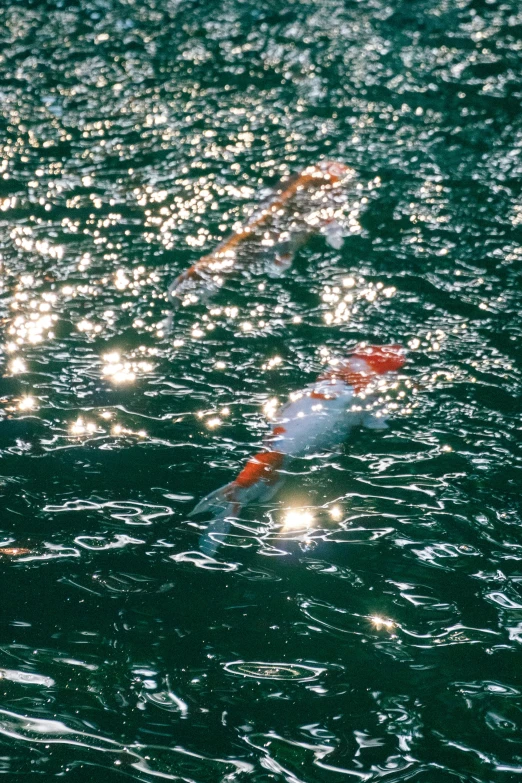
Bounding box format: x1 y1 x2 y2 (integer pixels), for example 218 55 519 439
190 344 406 554
168 160 354 306
0 547 31 557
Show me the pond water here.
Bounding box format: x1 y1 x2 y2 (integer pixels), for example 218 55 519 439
1 0 521 780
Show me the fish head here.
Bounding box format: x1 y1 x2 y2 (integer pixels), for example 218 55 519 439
319 344 405 391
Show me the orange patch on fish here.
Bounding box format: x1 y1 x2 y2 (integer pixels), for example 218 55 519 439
309 390 336 400
234 450 285 488
352 344 405 374
318 367 373 392
0 547 31 557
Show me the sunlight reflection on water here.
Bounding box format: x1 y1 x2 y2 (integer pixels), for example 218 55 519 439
0 0 521 780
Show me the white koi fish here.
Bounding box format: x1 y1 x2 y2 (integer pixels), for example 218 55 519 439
190 344 406 553
168 160 354 305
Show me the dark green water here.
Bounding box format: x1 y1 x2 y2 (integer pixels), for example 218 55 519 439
1 0 522 780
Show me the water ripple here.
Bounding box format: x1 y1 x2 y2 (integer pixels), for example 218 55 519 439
1 0 521 779
224 661 324 681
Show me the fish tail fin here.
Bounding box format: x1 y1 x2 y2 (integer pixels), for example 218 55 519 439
199 512 236 557
167 271 190 306
188 481 242 519
190 451 285 554
168 261 212 306
190 450 285 520
167 280 182 307
189 481 244 557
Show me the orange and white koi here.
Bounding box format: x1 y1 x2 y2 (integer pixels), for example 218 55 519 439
169 160 354 305
190 344 406 553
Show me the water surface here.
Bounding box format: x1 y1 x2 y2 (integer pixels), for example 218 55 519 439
1 0 522 780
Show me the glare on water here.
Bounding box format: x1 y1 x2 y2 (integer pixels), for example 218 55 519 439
0 0 521 780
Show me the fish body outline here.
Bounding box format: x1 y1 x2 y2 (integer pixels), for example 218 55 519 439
190 345 405 554
168 160 355 305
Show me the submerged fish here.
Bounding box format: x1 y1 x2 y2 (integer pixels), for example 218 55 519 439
168 160 355 305
0 547 31 557
190 344 406 554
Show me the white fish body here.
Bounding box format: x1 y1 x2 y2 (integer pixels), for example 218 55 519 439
269 380 358 456
190 345 405 555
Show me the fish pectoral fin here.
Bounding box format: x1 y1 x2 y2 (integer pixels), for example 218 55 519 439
191 486 243 557
188 482 238 517
323 220 344 250
266 250 295 278
362 412 388 430
199 512 234 557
